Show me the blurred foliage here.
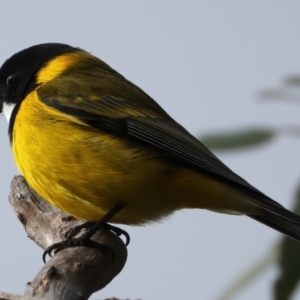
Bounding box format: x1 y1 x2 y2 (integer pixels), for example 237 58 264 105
274 186 300 300
210 74 300 300
259 74 300 105
201 128 275 151
216 243 280 300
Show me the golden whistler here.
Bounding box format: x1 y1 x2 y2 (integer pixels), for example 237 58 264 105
1 43 300 249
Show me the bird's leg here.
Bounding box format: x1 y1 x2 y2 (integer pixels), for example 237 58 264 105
43 203 128 262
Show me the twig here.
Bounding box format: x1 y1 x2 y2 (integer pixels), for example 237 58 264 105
0 176 127 300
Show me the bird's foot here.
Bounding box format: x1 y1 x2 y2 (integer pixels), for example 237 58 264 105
43 221 130 263
103 223 130 246
42 204 128 262
42 235 105 263
64 221 130 245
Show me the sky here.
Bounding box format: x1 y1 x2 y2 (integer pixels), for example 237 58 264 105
1 2 300 300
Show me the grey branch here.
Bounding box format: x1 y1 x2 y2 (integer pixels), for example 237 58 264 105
0 176 128 300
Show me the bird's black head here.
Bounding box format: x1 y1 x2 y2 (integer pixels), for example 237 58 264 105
0 43 76 136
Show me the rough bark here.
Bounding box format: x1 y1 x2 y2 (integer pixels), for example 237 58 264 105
0 176 128 300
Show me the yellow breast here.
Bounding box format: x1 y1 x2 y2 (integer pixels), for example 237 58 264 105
12 90 187 224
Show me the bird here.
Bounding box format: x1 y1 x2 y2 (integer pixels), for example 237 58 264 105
1 43 300 256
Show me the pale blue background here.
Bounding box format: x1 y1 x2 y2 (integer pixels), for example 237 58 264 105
0 2 300 300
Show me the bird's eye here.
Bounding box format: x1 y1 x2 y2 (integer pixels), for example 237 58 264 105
6 74 16 87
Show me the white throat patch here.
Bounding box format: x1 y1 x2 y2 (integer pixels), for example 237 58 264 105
3 103 16 123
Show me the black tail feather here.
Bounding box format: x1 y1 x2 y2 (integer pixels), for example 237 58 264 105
249 209 300 241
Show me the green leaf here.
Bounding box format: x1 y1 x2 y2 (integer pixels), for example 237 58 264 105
274 184 300 300
200 128 276 151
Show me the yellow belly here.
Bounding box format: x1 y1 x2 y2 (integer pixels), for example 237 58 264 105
12 91 260 225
